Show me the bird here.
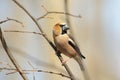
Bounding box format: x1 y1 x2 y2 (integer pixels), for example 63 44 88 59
53 23 85 70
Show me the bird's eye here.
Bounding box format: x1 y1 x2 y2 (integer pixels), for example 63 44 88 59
60 24 65 27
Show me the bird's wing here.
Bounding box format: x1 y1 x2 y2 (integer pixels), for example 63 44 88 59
68 36 85 59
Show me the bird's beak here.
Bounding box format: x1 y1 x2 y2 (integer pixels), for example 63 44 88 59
63 25 69 31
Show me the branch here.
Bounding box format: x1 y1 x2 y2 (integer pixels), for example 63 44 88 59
27 61 36 80
0 27 28 80
0 17 24 27
37 5 81 20
0 67 71 79
4 30 45 35
0 67 16 71
12 0 75 80
0 61 13 68
26 69 71 79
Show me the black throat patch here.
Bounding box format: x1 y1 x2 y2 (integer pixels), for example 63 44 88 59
62 30 67 34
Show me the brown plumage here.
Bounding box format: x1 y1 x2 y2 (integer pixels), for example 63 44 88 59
53 23 85 70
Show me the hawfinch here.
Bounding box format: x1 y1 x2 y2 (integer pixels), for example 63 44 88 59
53 23 85 70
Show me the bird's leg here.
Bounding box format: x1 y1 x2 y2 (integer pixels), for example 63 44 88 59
62 58 71 65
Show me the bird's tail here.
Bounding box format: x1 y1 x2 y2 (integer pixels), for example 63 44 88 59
74 55 85 71
74 55 91 80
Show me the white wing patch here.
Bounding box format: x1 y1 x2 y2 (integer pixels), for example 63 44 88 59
68 38 75 45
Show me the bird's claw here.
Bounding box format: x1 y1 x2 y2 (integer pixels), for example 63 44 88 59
61 58 71 66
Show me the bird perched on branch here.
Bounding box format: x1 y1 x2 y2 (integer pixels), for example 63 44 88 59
53 23 85 70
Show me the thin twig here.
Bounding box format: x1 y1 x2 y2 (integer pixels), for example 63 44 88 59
0 27 28 80
6 71 18 75
25 69 71 79
27 61 36 69
27 61 36 80
0 61 13 68
4 30 45 35
12 0 74 80
35 70 71 79
0 17 24 27
0 67 16 71
37 5 81 20
0 67 71 79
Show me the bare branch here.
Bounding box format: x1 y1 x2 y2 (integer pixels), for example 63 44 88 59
41 5 48 12
27 61 36 69
0 67 71 79
37 5 81 20
11 0 81 80
12 0 75 80
0 17 24 27
6 71 18 75
34 69 71 79
4 30 45 35
0 67 16 71
0 27 28 80
27 61 36 80
28 69 71 79
0 61 13 68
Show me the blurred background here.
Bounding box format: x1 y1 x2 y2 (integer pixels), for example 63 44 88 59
0 0 120 80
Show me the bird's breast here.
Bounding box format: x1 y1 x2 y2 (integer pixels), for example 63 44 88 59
54 34 77 57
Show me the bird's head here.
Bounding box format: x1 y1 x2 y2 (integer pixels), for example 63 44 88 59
53 23 69 36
